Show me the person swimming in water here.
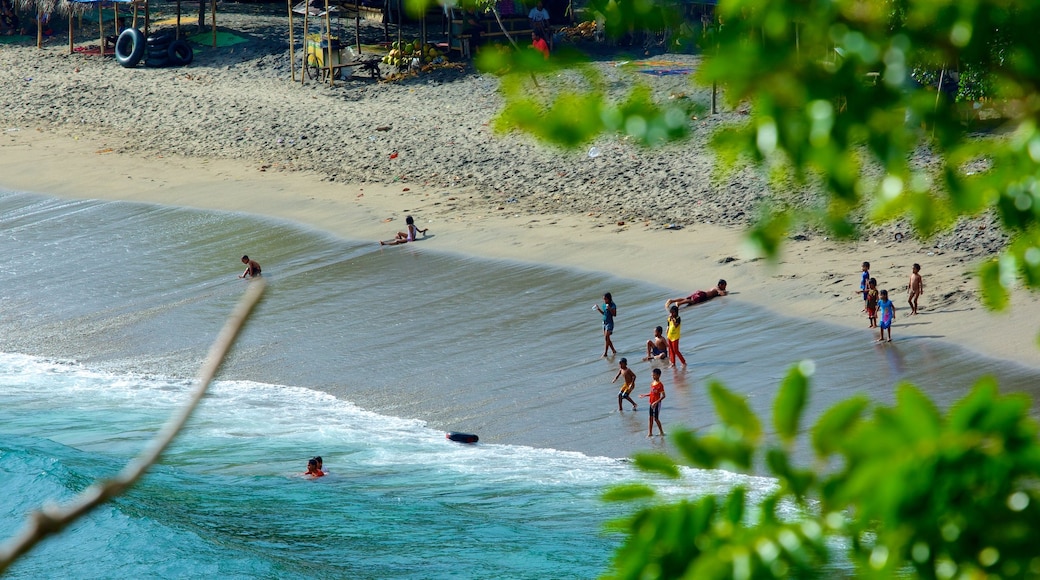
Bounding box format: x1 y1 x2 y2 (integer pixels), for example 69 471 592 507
305 458 325 477
665 280 728 308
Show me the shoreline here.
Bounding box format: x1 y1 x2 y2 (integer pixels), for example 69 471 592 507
3 128 1039 371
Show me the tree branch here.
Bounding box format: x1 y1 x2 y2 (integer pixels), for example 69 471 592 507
0 280 267 574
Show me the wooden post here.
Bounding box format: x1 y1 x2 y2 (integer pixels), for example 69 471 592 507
323 0 332 86
288 0 296 81
176 0 181 39
302 7 308 84
145 0 150 42
67 12 73 54
211 0 216 47
96 5 102 53
354 0 360 54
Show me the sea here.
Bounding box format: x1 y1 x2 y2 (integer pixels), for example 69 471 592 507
2 189 1039 578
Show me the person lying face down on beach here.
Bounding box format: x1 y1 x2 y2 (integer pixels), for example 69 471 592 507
239 255 262 278
665 279 728 308
380 215 428 246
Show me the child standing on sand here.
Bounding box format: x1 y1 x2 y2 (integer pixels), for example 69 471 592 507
611 357 638 411
908 263 923 315
639 368 666 437
877 289 895 342
595 292 617 357
865 278 879 328
859 261 870 311
665 304 686 368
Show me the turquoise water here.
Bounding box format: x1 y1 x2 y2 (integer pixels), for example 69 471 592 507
0 352 637 578
2 190 1039 577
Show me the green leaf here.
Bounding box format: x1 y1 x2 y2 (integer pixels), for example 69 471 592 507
632 452 680 478
978 258 1010 311
773 362 810 444
811 396 869 457
708 381 762 442
602 483 656 503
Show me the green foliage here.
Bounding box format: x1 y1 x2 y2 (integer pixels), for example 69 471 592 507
604 364 1040 579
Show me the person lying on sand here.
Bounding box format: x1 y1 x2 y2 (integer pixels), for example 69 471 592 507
665 279 728 308
380 215 428 246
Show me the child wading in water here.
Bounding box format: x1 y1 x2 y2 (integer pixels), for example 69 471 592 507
865 278 879 328
877 289 895 342
611 358 638 411
639 368 666 437
595 292 617 357
665 304 686 368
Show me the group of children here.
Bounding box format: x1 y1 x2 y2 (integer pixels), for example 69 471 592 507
598 280 729 437
859 261 924 343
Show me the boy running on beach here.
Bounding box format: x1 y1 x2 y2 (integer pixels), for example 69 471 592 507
595 292 617 357
908 263 923 315
639 368 666 437
611 358 638 411
877 289 895 342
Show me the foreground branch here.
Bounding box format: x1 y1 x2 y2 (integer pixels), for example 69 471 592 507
0 280 266 574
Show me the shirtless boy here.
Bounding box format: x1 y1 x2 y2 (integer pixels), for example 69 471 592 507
239 255 262 278
643 326 668 361
665 280 728 308
908 263 923 315
611 358 638 412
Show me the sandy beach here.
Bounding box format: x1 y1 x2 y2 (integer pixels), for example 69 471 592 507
2 2 1038 371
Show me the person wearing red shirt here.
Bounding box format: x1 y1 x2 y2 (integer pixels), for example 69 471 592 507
639 368 666 437
532 30 550 60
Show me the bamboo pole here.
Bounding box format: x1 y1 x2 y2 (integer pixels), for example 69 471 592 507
324 0 332 86
96 4 101 53
67 12 72 53
210 0 215 47
302 6 308 84
176 0 180 39
287 0 295 81
354 0 359 54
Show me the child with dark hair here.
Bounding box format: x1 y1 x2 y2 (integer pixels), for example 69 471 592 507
877 289 895 342
380 215 428 246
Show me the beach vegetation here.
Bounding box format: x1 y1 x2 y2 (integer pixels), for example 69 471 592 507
603 362 1040 579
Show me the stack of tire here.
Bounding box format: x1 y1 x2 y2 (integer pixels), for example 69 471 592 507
114 29 193 69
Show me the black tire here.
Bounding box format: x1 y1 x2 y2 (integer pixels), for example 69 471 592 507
114 28 145 68
167 39 193 66
144 55 169 68
147 32 172 44
147 40 171 51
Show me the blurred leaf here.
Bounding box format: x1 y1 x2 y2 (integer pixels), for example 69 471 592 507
707 380 762 442
774 363 810 444
602 483 656 503
811 396 869 457
978 258 1010 311
632 452 681 478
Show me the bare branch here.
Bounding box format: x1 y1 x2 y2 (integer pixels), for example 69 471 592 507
0 281 267 574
